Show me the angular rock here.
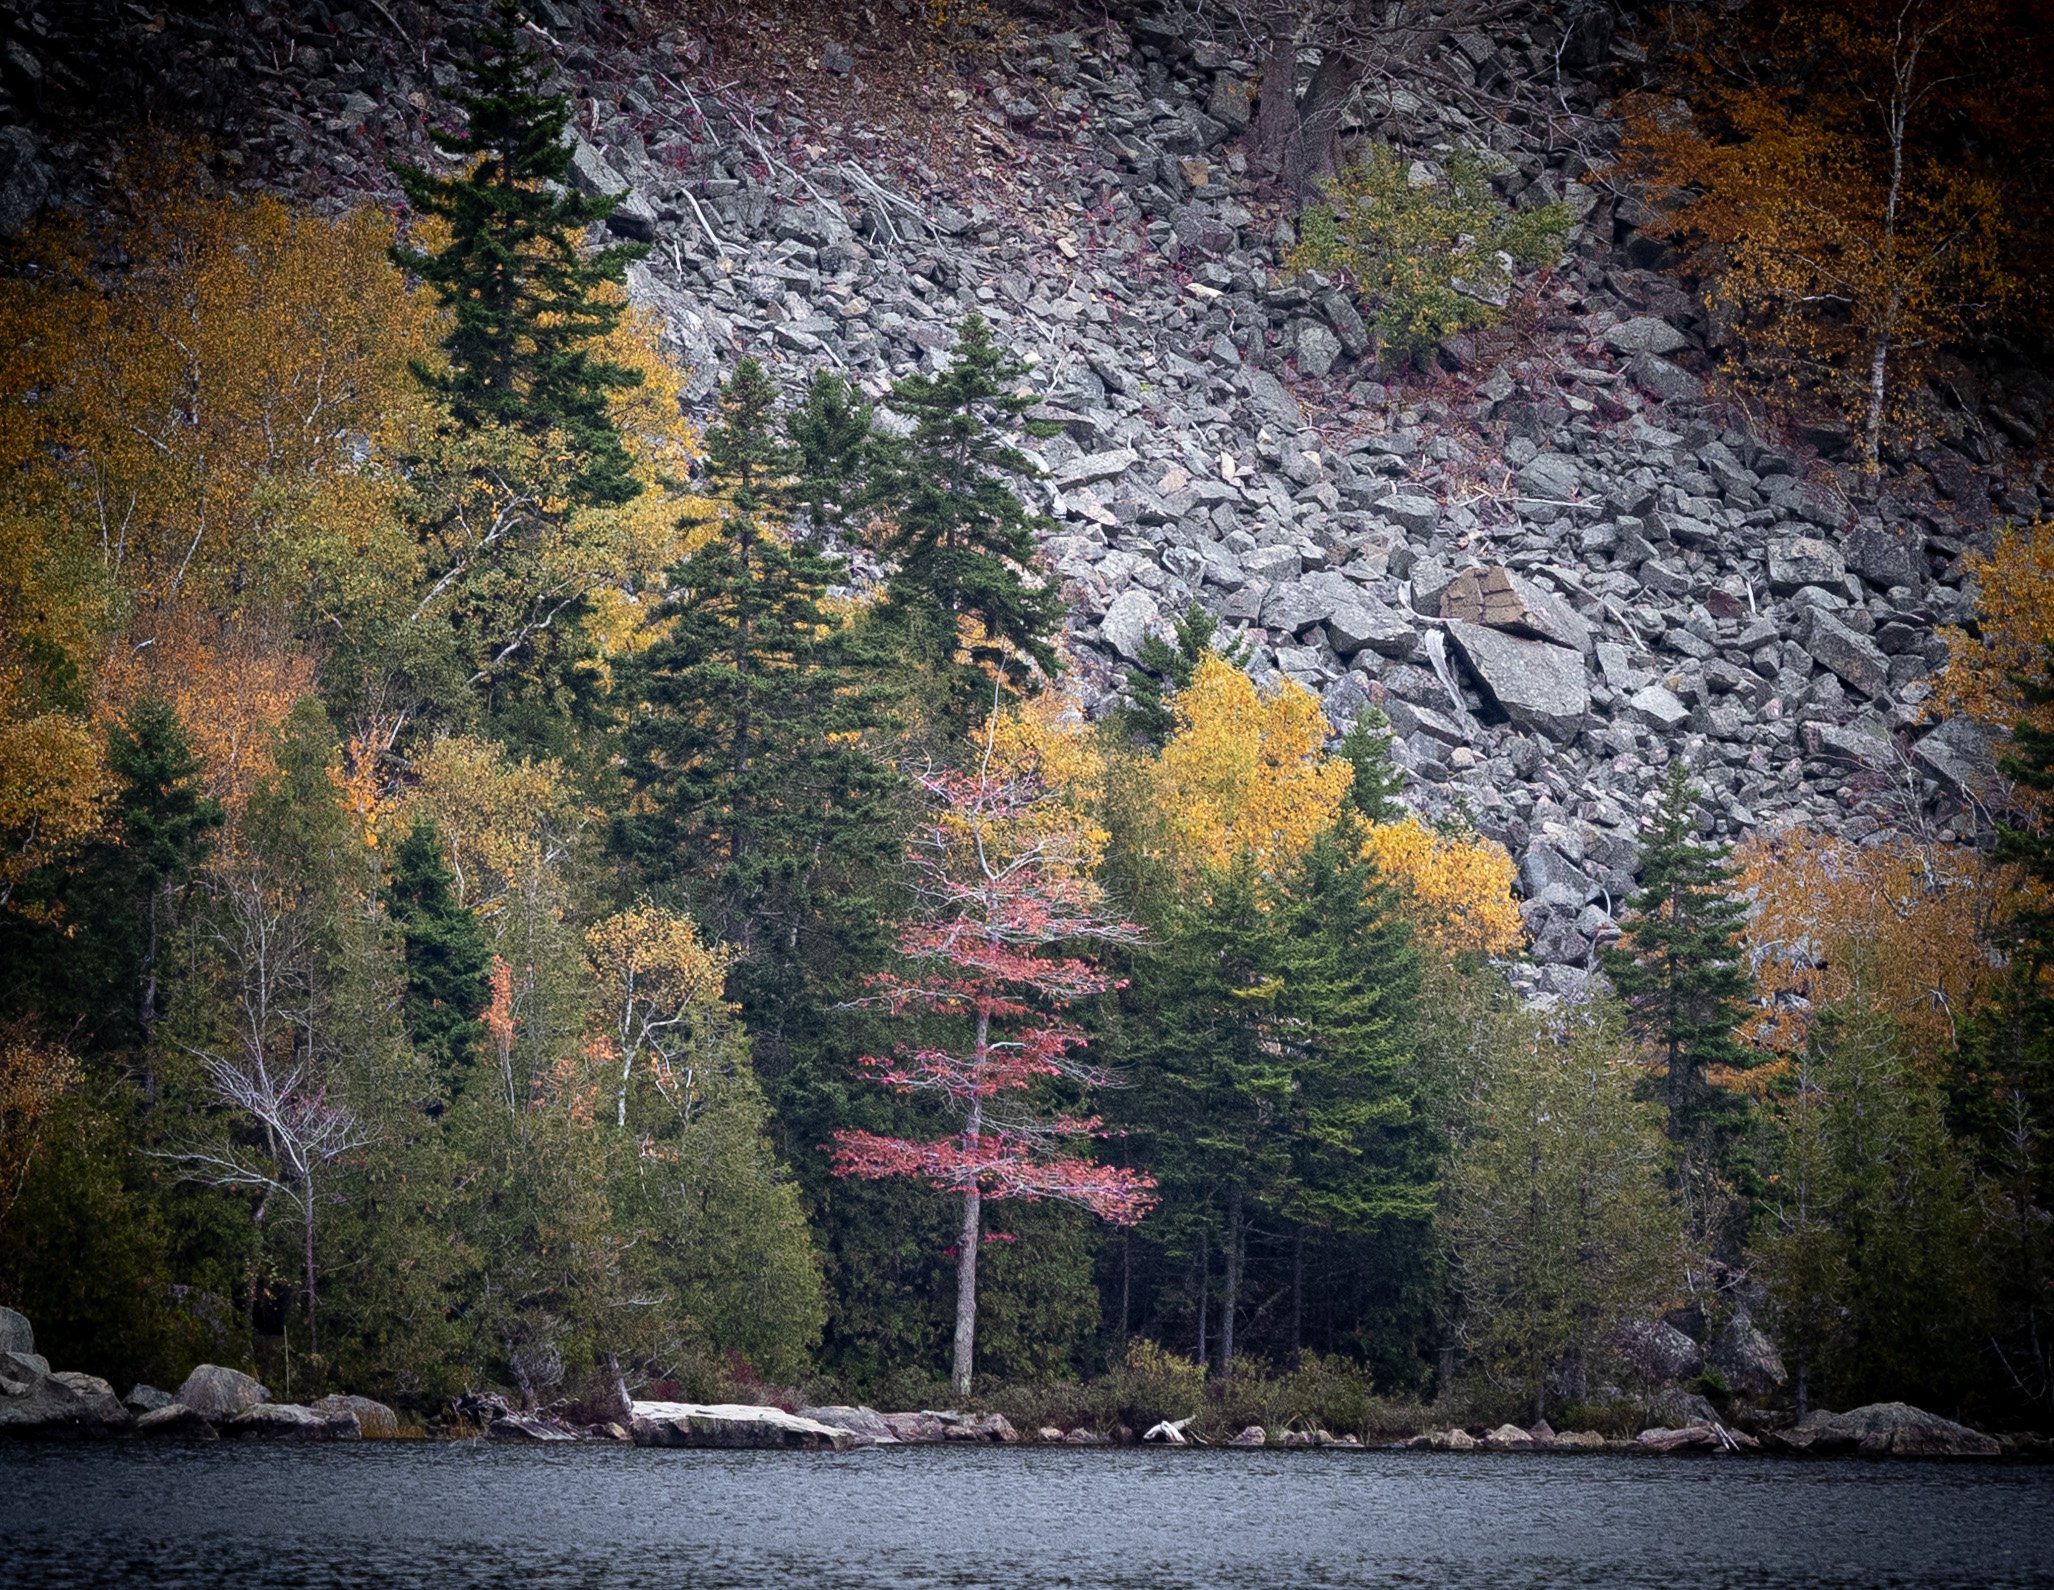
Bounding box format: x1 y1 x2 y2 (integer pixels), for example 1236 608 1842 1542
1379 493 1440 535
795 1405 897 1445
1708 1314 1787 1398
1326 597 1417 659
0 1306 29 1357
1913 716 1994 798
1229 1424 1266 1447
1261 581 1339 636
1099 588 1160 662
310 1393 402 1438
1441 566 1591 653
1637 1424 1722 1453
0 1368 105 1438
1294 321 1342 379
125 1384 176 1415
1627 352 1700 405
629 1400 856 1450
1604 317 1690 356
1767 536 1847 594
1485 1422 1535 1449
136 1403 219 1441
1446 621 1591 743
1845 524 1923 589
1803 611 1891 698
1627 683 1690 731
52 1373 128 1427
1052 447 1138 490
222 1402 361 1441
176 1364 269 1421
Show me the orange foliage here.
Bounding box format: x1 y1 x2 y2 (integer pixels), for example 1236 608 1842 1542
1735 826 2022 1058
0 1024 78 1235
1933 518 2054 749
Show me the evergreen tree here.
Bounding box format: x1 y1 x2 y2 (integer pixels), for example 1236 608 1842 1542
1117 605 1247 750
0 696 222 1058
1757 986 1992 1413
387 818 492 1104
1602 760 1754 1179
390 9 646 507
616 360 898 1043
788 368 876 530
1441 1000 1685 1421
868 315 1064 729
1337 710 1404 824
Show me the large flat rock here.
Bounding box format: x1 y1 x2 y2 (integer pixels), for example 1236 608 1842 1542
630 1401 857 1450
1446 620 1590 742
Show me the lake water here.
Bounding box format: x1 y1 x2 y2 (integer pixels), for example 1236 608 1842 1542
1 1442 2048 1589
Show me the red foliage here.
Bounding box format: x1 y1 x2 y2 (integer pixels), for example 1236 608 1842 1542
829 762 1155 1226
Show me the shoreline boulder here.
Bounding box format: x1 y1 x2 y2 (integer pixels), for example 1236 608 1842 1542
176 1364 269 1421
629 1401 856 1451
1774 1402 2000 1458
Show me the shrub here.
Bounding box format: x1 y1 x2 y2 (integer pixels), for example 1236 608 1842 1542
1291 148 1572 366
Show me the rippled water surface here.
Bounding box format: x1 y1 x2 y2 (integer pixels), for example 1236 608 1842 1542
2 1441 2049 1589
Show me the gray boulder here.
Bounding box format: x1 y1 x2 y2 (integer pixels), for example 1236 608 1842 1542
1768 536 1847 594
1294 321 1342 379
1913 716 1994 798
795 1405 898 1445
1708 1314 1787 1398
1803 611 1891 698
1604 317 1690 356
310 1393 401 1438
0 1371 100 1439
176 1363 270 1421
125 1384 176 1415
52 1372 128 1427
2 1350 49 1382
0 1307 30 1357
1446 621 1591 742
0 128 51 238
1326 597 1417 659
136 1403 219 1441
629 1400 856 1450
221 1402 362 1440
1778 1402 1999 1458
1099 588 1160 662
1627 683 1690 731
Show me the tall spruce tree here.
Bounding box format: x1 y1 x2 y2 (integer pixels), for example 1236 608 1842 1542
616 360 898 1051
1602 760 1755 1193
387 818 492 1106
390 8 646 507
1117 605 1247 750
788 369 876 530
868 316 1064 730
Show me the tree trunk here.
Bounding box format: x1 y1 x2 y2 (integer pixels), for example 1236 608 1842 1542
1795 1352 1809 1421
1195 1224 1210 1368
951 1094 983 1398
1253 14 1300 174
1120 1232 1131 1344
1220 1187 1244 1376
1289 1225 1305 1369
1282 49 1365 198
302 1180 319 1361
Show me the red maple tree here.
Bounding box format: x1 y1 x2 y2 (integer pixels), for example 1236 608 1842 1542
831 751 1154 1395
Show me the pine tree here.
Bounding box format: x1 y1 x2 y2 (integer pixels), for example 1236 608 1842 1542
788 368 876 530
390 9 646 507
1338 710 1404 824
1118 605 1247 750
0 696 222 1058
868 315 1064 728
1603 760 1755 1164
616 360 898 1022
387 818 492 1104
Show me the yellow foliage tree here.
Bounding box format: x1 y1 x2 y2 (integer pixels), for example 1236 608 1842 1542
389 734 588 922
1363 815 1524 959
583 905 737 1131
975 688 1111 878
1735 826 2020 1057
1146 655 1353 879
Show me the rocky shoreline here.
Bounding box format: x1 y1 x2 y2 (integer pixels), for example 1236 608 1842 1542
5 1303 2039 1460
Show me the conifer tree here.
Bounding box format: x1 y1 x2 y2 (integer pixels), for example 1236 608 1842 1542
1602 760 1755 1183
788 369 876 530
390 8 646 507
1118 605 1247 750
387 818 492 1105
869 316 1064 727
617 360 897 1017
